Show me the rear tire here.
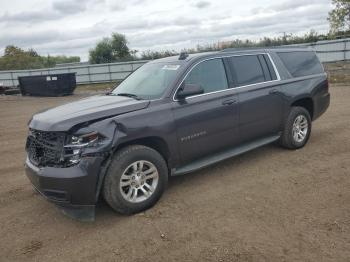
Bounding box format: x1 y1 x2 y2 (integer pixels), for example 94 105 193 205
280 106 312 149
103 145 168 215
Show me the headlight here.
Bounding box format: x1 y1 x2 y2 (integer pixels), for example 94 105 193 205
64 132 105 165
69 132 100 148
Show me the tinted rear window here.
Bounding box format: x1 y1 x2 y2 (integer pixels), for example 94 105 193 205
277 51 323 77
229 55 266 86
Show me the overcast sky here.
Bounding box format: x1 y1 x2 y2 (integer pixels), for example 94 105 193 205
0 0 332 61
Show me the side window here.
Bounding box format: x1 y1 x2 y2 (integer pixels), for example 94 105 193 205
184 59 228 94
230 55 266 86
229 55 266 86
277 51 323 77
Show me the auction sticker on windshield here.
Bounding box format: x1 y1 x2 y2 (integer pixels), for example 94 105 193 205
162 65 180 70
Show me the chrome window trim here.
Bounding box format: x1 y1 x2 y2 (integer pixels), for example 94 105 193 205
172 53 281 101
267 53 281 80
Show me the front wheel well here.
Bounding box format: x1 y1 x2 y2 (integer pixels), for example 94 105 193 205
291 98 314 120
114 137 170 165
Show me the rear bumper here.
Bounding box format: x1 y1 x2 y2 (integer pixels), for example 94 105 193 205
314 92 330 120
25 156 104 220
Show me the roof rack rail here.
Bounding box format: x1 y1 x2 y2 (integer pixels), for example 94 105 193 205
220 45 310 52
220 47 266 52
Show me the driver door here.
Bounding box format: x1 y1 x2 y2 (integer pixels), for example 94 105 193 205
172 58 239 165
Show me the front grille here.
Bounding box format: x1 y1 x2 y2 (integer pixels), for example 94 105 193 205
26 129 66 167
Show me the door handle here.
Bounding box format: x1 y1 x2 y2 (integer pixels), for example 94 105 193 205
269 89 278 94
222 99 237 106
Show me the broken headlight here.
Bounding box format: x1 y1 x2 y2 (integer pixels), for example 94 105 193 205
64 132 105 165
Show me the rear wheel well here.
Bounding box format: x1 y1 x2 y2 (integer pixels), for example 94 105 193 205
291 98 314 119
114 137 170 166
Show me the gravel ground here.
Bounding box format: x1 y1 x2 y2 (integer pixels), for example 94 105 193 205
0 85 349 262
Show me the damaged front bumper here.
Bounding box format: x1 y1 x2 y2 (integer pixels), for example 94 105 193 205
25 155 105 221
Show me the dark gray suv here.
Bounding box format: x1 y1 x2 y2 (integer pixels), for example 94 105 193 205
25 48 330 220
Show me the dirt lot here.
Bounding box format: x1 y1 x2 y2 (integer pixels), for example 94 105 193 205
0 85 349 262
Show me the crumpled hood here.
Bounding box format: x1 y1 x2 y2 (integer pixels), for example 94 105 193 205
29 95 150 131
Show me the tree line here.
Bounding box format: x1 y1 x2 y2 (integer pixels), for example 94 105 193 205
0 45 80 71
88 30 350 63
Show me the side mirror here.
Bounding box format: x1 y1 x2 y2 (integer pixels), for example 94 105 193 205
176 84 204 99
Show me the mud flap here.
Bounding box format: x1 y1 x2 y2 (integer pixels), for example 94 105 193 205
59 205 96 222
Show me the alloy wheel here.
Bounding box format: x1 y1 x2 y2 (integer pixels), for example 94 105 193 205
119 160 159 203
292 115 309 143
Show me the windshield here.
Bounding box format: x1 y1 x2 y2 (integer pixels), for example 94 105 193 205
111 63 181 100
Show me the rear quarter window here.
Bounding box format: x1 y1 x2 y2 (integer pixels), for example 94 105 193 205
277 51 324 78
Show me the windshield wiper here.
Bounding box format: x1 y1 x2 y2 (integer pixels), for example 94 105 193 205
114 93 143 100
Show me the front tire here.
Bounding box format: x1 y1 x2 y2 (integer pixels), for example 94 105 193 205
280 106 312 149
103 145 168 215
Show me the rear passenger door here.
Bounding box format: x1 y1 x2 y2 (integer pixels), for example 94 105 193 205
172 58 239 165
227 54 283 143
